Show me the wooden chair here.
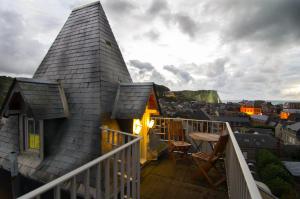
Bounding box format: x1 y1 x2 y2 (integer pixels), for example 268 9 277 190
192 133 229 188
168 120 192 163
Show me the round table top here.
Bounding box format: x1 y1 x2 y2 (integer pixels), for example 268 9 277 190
189 132 220 142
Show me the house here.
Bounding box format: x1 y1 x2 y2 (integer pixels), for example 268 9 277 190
216 115 250 130
280 102 300 120
246 128 274 136
240 101 262 116
250 114 269 126
282 161 300 183
0 1 160 189
234 133 279 161
275 122 300 145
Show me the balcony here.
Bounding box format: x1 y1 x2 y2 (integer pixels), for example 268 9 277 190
17 118 263 199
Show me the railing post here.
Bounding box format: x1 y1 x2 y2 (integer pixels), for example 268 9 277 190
84 169 90 199
136 140 141 199
96 163 102 199
126 138 131 198
120 150 125 198
70 177 76 199
54 185 60 199
113 153 118 199
104 159 110 199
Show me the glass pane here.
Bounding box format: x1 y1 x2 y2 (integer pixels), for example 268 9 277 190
28 120 34 134
28 119 40 150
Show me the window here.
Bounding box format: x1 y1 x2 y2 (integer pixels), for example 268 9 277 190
27 119 40 150
22 116 44 158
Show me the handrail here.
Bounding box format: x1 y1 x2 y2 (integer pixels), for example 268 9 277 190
151 116 262 199
18 128 141 199
151 116 225 123
225 122 262 199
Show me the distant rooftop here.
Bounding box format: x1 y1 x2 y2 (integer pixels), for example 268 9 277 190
282 161 300 177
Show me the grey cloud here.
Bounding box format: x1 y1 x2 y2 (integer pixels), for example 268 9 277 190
207 0 300 48
104 0 136 15
129 60 155 71
0 9 45 75
206 58 228 77
164 65 194 82
147 0 169 15
128 59 172 86
173 13 199 38
143 30 160 41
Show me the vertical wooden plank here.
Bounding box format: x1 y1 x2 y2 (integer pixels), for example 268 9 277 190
113 153 118 199
105 159 110 199
84 169 90 199
70 176 76 199
19 115 24 153
112 130 115 145
106 129 110 144
39 120 44 160
96 163 102 199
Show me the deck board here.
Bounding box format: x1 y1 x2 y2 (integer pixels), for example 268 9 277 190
141 154 228 199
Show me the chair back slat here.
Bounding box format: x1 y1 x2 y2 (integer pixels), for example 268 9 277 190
211 134 229 158
168 120 184 142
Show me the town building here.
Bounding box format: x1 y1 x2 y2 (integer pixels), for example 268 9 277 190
275 122 300 145
280 102 300 120
234 133 279 161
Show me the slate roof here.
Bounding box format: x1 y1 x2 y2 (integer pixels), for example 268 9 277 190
216 116 250 123
234 133 278 149
282 161 300 177
247 128 273 135
111 83 158 119
1 78 68 120
286 122 300 132
250 114 269 122
0 1 132 183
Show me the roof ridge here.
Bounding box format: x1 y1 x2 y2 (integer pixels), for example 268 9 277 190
72 1 100 12
16 78 58 85
120 82 154 86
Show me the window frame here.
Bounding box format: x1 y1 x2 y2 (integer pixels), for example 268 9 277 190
20 115 44 159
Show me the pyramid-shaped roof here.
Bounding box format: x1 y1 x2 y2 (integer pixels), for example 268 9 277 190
0 1 133 182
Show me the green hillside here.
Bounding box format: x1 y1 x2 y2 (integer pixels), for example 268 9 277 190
173 90 221 103
0 76 13 108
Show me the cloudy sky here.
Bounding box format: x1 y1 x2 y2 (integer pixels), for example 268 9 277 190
1 0 300 100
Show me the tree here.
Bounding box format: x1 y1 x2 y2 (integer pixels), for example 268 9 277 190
256 149 281 170
261 163 293 184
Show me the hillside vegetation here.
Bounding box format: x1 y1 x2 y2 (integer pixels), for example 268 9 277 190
172 90 221 103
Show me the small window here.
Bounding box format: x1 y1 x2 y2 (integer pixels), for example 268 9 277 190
105 40 112 47
27 119 40 150
22 116 43 158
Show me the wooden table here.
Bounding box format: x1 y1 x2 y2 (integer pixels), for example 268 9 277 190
189 132 220 151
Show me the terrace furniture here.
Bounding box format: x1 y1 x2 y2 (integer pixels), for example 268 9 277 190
189 132 220 151
168 120 192 163
192 133 229 188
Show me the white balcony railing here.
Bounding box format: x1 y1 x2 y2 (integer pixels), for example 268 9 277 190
151 117 262 199
18 128 141 199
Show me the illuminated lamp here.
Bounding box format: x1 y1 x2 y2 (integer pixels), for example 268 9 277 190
133 119 142 135
147 119 155 128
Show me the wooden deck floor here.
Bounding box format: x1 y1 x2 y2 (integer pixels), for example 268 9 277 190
141 154 228 199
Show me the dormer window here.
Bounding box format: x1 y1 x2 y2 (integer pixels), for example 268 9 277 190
22 116 44 159
25 118 41 151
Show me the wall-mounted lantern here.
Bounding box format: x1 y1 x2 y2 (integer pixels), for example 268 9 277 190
133 119 142 135
147 119 155 128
